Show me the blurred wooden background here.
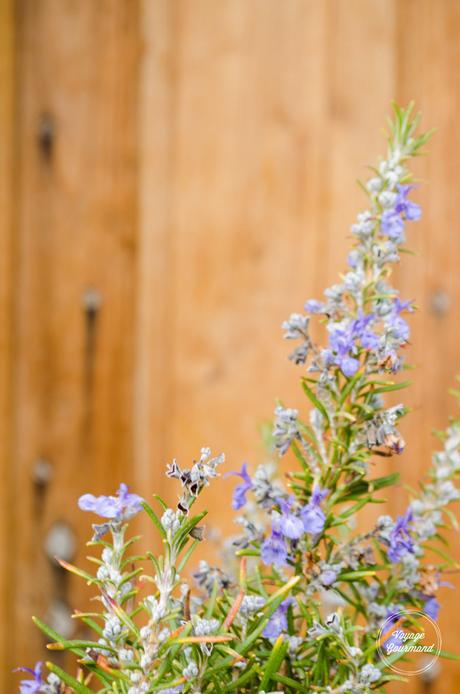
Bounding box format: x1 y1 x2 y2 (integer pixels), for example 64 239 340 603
1 0 460 691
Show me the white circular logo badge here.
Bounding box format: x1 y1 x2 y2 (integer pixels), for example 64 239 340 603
377 608 442 676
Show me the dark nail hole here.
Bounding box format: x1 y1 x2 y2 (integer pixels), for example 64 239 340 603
37 113 55 160
33 457 53 489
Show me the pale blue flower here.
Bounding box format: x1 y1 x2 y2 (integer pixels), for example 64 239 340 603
304 299 326 314
78 483 143 521
276 498 304 540
381 209 405 242
382 628 404 653
387 510 414 563
226 463 252 510
395 184 422 221
352 312 379 350
381 606 402 635
423 596 440 620
381 185 421 244
340 355 360 377
301 486 328 534
263 598 293 638
282 313 309 339
14 662 44 694
261 517 288 568
384 297 412 342
325 313 378 377
319 566 340 587
359 664 381 685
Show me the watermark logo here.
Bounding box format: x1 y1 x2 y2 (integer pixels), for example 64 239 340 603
377 608 442 676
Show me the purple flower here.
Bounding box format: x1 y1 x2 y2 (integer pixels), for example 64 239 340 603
261 517 288 568
347 250 359 268
304 299 326 314
340 356 360 377
320 567 339 586
394 297 413 314
423 596 440 620
14 662 44 693
387 510 414 563
301 485 328 534
78 483 143 521
395 184 422 221
379 345 401 373
328 325 353 356
276 497 304 540
381 209 405 242
381 186 421 244
381 607 401 635
382 628 404 654
385 298 413 342
263 598 293 638
282 313 309 339
387 315 409 342
226 463 252 510
327 326 359 377
352 313 379 350
326 314 378 378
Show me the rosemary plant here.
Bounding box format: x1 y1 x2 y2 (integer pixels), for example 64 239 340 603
17 104 460 693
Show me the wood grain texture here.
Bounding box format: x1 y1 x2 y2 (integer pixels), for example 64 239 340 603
0 0 16 688
135 0 175 532
10 0 140 678
394 2 460 691
3 1 460 691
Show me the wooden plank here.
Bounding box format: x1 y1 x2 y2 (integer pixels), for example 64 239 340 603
6 0 460 687
151 0 396 552
0 0 16 686
11 0 140 671
395 2 460 691
323 0 396 532
134 0 176 536
160 0 330 548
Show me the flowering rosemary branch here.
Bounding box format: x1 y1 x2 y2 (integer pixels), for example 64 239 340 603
18 104 460 694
